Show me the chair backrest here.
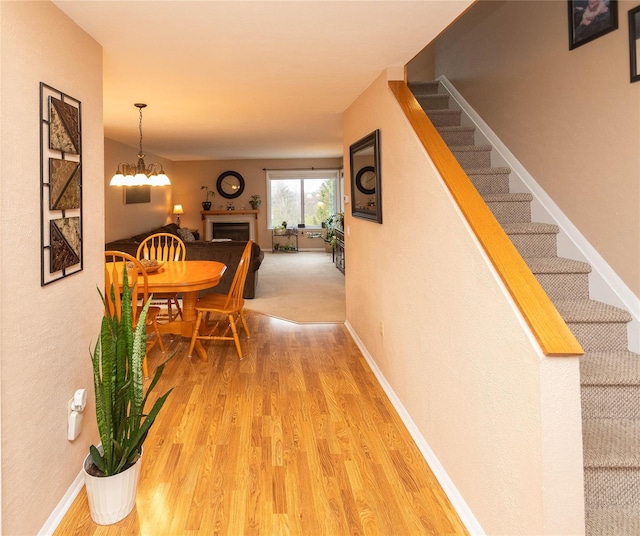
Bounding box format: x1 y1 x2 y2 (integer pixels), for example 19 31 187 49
104 251 150 324
223 240 253 310
136 233 186 262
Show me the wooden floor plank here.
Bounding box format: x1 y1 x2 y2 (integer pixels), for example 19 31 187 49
53 312 468 535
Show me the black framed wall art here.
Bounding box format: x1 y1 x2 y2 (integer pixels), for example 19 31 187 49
568 0 618 50
629 5 640 82
350 129 382 224
40 83 83 285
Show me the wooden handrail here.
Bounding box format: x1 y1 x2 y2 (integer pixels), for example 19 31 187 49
389 80 583 357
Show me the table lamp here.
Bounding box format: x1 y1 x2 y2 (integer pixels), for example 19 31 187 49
173 204 184 226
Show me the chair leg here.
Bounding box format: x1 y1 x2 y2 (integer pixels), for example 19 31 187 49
153 321 166 352
188 311 204 358
173 297 183 320
239 309 250 338
228 314 243 360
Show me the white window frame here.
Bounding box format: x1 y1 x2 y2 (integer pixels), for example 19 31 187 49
266 169 342 229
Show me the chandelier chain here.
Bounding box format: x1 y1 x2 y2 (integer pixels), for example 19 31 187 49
138 106 144 157
109 102 169 186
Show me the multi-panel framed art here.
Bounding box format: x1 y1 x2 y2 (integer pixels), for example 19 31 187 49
40 83 83 286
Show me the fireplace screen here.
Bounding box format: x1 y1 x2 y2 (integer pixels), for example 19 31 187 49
212 222 250 241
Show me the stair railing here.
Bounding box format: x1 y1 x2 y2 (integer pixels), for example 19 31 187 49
389 80 583 357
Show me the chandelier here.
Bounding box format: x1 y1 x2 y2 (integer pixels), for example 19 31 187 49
109 103 171 187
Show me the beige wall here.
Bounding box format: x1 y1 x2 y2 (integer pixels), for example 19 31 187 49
104 138 174 242
104 146 342 251
0 2 103 534
343 70 584 533
429 0 640 296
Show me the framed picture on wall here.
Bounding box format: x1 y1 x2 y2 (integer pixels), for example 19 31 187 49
629 5 640 82
568 0 618 50
124 185 151 204
40 82 83 286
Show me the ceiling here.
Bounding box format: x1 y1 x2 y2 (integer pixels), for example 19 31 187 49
52 1 470 161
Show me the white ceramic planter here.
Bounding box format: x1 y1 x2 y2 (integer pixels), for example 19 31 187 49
83 451 142 525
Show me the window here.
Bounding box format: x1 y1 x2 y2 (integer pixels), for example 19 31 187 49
266 169 342 228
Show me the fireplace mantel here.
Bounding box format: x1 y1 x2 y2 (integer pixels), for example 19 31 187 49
201 210 259 242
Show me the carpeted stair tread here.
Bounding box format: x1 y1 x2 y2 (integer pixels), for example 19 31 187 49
465 166 511 175
554 299 633 323
450 144 493 152
483 193 533 203
416 94 450 110
583 418 640 467
525 256 591 274
408 81 440 96
581 351 640 385
437 126 476 147
502 222 559 234
586 507 640 534
425 109 459 115
425 109 462 127
437 126 475 134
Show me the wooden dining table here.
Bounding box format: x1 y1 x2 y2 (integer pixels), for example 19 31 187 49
108 260 227 357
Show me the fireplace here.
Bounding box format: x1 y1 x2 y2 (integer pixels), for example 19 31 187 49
203 213 257 242
212 222 250 241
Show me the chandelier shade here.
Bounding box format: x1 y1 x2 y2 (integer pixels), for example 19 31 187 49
109 103 171 187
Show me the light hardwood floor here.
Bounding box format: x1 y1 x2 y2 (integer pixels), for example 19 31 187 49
55 312 468 535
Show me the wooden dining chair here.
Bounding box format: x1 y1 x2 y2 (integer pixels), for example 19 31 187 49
136 233 187 322
104 251 166 377
188 240 253 361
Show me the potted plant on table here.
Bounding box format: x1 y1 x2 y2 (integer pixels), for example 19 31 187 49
324 212 344 249
84 269 172 525
249 194 262 210
201 186 215 210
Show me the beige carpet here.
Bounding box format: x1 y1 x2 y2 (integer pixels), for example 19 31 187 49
246 250 345 323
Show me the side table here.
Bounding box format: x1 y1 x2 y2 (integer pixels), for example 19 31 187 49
272 228 299 252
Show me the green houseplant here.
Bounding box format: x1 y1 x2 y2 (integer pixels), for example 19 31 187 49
84 269 172 524
249 194 262 210
201 186 215 210
324 212 344 248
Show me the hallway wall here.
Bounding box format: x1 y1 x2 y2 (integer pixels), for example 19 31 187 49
343 69 584 534
0 2 103 533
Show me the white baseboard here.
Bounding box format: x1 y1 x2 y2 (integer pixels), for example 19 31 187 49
38 470 84 535
344 321 486 535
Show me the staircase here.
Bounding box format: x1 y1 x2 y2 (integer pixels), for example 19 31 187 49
409 81 640 535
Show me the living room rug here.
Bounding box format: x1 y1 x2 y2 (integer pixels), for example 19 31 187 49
245 250 345 323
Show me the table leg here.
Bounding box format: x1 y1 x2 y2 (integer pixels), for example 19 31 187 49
183 291 208 362
154 290 209 362
180 292 198 337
